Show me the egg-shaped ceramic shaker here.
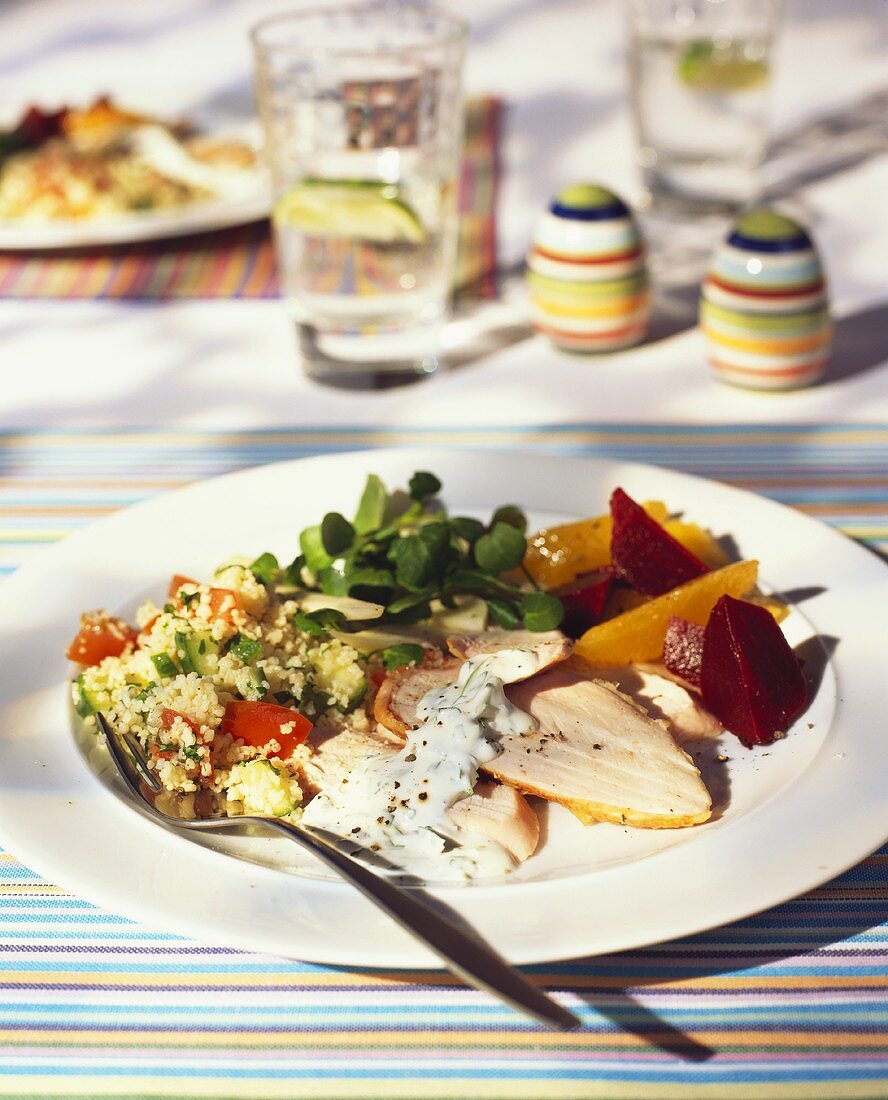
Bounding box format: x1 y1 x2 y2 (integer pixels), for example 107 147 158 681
527 183 651 352
700 209 832 390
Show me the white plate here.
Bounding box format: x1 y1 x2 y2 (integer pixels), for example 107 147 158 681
0 448 883 967
0 126 271 250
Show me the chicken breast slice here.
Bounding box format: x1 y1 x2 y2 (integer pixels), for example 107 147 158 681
302 724 402 797
446 629 572 677
578 660 722 741
493 666 712 829
448 780 539 862
303 725 539 864
374 660 461 737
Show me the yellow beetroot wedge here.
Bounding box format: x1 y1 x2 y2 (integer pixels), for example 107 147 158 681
701 595 806 748
575 559 759 665
523 501 668 589
662 520 731 569
610 488 709 595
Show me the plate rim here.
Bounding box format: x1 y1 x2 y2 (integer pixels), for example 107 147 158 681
0 446 884 967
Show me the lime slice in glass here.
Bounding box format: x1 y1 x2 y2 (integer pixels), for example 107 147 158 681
274 179 426 243
677 40 770 93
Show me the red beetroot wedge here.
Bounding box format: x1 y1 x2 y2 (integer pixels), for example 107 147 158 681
701 594 806 747
554 570 614 639
663 616 705 688
610 487 709 596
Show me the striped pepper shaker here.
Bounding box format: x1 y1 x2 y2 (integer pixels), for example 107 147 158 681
700 209 832 390
526 183 651 352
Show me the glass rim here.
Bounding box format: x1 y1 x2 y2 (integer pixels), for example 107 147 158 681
250 2 470 55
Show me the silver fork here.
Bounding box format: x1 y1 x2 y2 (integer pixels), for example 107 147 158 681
96 714 579 1031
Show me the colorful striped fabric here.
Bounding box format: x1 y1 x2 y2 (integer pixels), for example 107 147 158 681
0 98 501 303
0 423 885 1098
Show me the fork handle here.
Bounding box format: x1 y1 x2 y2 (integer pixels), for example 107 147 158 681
224 815 578 1031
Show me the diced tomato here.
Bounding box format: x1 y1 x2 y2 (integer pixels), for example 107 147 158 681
160 708 202 735
66 611 137 666
207 587 244 622
137 614 160 646
167 572 243 624
167 574 244 623
168 574 198 598
370 668 387 688
220 701 312 756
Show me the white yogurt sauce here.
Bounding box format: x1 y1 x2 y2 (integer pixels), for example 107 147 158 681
131 125 259 201
301 648 542 881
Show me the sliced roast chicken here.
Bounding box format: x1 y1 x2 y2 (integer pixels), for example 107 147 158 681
304 722 540 864
376 629 713 830
446 629 573 670
579 661 721 742
448 780 540 863
500 666 711 828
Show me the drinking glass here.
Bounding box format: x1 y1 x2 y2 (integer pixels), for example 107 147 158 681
627 0 782 213
251 4 468 387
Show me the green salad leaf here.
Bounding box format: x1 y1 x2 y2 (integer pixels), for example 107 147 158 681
519 592 565 632
321 512 355 556
293 608 345 636
250 552 280 585
300 526 332 575
474 522 527 575
381 642 426 670
287 471 562 632
353 474 388 533
408 471 442 501
490 505 527 534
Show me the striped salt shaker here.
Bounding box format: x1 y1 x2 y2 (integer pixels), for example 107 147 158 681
526 183 651 352
700 209 832 390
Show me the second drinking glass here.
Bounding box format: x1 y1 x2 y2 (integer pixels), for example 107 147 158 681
627 0 782 213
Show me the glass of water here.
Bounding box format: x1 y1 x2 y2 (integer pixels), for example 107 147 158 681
627 0 782 213
251 3 468 387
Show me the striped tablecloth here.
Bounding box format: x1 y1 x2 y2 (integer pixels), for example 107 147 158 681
0 423 885 1099
0 98 501 302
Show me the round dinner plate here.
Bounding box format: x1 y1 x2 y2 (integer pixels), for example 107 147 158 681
0 448 883 967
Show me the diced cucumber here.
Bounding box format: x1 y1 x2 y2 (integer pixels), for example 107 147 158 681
308 641 366 711
241 667 268 701
214 561 250 579
175 631 195 674
345 676 367 712
72 674 111 718
151 653 179 678
183 630 220 675
231 634 262 663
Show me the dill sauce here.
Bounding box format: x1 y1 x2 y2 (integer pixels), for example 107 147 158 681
302 649 542 881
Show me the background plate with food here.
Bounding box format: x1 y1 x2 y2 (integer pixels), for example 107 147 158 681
0 97 270 248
